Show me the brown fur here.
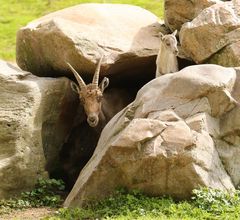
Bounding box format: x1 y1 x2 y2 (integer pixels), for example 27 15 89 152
67 58 109 127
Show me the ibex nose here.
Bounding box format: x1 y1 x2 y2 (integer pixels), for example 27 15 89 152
87 115 99 127
174 49 179 55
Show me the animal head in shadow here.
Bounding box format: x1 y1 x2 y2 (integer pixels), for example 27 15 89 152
66 56 109 127
159 30 178 56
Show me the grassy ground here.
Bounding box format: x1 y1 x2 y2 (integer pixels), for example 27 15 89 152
43 187 240 220
0 0 164 61
1 185 240 220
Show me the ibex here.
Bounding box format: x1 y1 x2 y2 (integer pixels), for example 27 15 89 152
66 56 109 127
156 30 179 77
63 57 135 188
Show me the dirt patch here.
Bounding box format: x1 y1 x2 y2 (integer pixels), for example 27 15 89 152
0 207 56 220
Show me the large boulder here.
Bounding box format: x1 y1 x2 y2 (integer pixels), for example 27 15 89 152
208 41 240 67
217 67 240 187
180 0 240 65
64 64 239 207
0 60 78 198
164 0 220 31
16 3 162 83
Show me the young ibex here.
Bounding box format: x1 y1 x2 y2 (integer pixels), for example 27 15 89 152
66 56 109 127
155 30 179 77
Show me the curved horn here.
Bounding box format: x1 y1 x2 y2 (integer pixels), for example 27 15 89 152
92 56 103 87
66 62 86 90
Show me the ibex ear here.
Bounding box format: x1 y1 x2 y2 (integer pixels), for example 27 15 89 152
70 82 80 94
100 77 109 92
172 30 178 36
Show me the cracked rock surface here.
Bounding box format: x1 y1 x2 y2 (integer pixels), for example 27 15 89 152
164 0 220 31
0 60 78 198
16 3 162 81
64 64 240 207
180 0 240 65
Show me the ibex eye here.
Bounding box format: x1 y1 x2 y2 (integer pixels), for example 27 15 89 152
97 96 102 102
81 98 85 104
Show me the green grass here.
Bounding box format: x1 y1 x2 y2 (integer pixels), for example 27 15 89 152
0 0 164 61
1 182 240 220
44 188 240 220
0 178 65 215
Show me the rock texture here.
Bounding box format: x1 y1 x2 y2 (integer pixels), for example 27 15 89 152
164 0 220 31
180 1 240 64
216 68 240 187
16 3 162 82
208 41 240 67
64 64 240 207
0 60 78 198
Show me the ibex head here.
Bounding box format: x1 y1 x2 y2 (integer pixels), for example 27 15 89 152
159 30 178 55
67 56 109 127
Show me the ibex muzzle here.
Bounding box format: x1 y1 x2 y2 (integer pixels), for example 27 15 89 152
67 56 109 127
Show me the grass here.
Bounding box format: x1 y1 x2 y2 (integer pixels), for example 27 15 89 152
0 0 164 61
0 178 65 215
43 188 240 220
1 180 240 220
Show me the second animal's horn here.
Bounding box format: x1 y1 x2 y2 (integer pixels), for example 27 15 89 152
92 56 103 87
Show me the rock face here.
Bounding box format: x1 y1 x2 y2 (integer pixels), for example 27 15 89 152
208 41 240 67
164 0 220 31
216 67 240 187
180 0 240 65
0 60 78 198
64 64 240 207
16 3 161 83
